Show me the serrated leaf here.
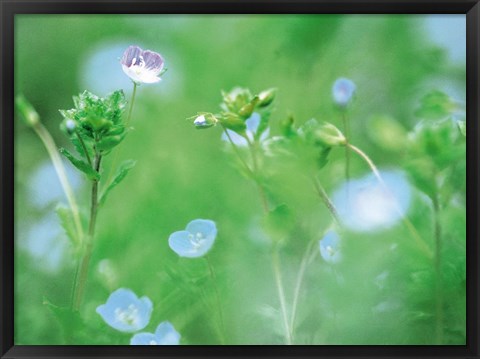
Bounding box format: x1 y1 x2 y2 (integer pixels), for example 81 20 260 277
99 160 136 205
59 147 100 181
55 204 80 247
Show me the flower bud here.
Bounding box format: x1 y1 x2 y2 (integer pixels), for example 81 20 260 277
65 119 76 134
258 88 276 107
332 78 356 107
314 122 346 147
238 102 255 118
16 95 39 127
219 112 246 132
193 113 218 129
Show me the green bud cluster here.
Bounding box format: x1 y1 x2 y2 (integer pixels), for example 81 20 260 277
189 87 277 136
59 90 128 155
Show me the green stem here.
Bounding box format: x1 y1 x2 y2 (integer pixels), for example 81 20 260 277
205 256 227 344
246 137 269 213
32 122 84 241
72 152 102 311
272 248 293 345
341 112 351 197
312 176 340 225
347 143 433 258
75 129 92 166
432 194 444 343
221 125 254 178
125 82 138 128
289 238 317 341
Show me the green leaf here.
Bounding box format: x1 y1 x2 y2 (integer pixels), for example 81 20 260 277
96 133 126 152
55 204 80 247
99 159 136 205
59 147 100 181
414 91 457 120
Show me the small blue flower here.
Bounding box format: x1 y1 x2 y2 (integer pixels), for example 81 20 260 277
319 230 341 264
221 112 270 147
130 321 181 345
168 219 217 258
332 78 356 106
96 288 153 332
332 170 411 232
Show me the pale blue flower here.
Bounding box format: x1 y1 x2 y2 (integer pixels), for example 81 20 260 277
130 321 181 345
319 230 341 264
168 219 217 258
96 288 153 332
332 78 356 106
332 170 411 232
221 112 270 147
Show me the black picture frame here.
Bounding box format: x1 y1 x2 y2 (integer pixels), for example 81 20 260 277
1 0 479 358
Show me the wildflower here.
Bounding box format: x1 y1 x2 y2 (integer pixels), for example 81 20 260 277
168 219 217 258
193 113 218 129
121 45 164 84
96 288 153 332
130 321 181 345
221 112 269 147
319 230 341 264
332 170 411 232
332 78 356 106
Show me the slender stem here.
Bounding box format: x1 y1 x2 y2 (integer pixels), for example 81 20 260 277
125 82 138 128
246 137 269 213
33 122 84 241
341 112 351 197
432 194 444 343
347 143 433 258
75 129 92 166
221 125 254 178
290 239 316 341
272 249 293 345
72 152 102 311
205 256 227 344
105 82 138 186
222 126 269 212
312 176 340 225
225 130 291 344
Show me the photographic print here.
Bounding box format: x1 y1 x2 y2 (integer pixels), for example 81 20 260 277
13 13 467 346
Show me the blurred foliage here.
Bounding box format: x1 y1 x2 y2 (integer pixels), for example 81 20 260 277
14 14 465 345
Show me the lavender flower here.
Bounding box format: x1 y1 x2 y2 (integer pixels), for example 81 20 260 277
121 45 164 84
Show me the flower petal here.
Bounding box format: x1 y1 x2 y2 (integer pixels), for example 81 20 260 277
121 46 143 67
142 50 164 73
245 112 261 134
168 230 199 257
319 230 341 264
332 78 356 106
186 219 217 240
221 129 248 147
130 332 159 345
96 288 152 332
154 321 181 345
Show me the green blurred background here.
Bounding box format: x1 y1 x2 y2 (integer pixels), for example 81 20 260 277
14 14 466 345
